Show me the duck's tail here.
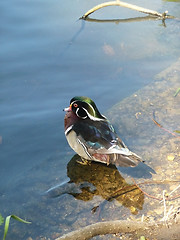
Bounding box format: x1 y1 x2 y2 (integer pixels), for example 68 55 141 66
110 151 143 167
92 150 143 167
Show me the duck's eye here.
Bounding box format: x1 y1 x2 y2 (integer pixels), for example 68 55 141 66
73 103 78 108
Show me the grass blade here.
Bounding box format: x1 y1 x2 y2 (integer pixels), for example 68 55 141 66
3 215 31 240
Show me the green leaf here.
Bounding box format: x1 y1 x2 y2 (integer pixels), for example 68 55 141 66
3 215 31 240
9 215 31 224
0 214 4 226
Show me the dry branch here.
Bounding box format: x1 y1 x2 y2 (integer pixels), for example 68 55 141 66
81 0 174 20
55 220 151 240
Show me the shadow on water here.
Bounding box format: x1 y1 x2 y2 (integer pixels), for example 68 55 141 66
46 154 148 214
59 20 85 57
118 161 156 179
59 13 175 58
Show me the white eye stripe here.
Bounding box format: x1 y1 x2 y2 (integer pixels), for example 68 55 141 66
75 106 97 121
80 107 98 120
71 100 95 117
72 100 105 121
81 107 105 121
76 107 87 119
75 107 79 116
86 102 96 116
85 109 104 121
71 100 76 105
85 102 106 121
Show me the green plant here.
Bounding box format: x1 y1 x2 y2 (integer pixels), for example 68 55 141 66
0 213 31 240
0 215 4 226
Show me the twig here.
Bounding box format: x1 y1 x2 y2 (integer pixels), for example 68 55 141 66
162 190 167 222
161 189 175 225
168 184 180 197
159 184 180 203
81 0 174 19
161 205 174 223
152 112 180 139
132 179 162 201
132 179 180 202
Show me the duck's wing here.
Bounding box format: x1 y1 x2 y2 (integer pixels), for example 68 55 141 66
72 119 142 167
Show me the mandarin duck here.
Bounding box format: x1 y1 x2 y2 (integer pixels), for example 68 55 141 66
64 96 142 167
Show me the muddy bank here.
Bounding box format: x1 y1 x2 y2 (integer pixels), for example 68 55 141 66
107 57 180 182
106 57 180 239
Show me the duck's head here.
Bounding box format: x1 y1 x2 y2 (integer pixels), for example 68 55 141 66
64 96 106 121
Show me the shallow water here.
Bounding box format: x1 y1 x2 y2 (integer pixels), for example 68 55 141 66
0 0 180 239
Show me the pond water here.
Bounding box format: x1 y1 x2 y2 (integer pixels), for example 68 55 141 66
0 0 180 239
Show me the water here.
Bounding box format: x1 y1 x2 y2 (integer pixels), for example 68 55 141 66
0 0 180 239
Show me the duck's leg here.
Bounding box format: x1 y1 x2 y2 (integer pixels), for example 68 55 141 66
76 157 91 165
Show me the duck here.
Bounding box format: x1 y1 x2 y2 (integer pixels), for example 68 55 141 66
64 96 142 167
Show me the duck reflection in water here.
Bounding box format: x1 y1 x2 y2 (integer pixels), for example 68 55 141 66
46 154 145 214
